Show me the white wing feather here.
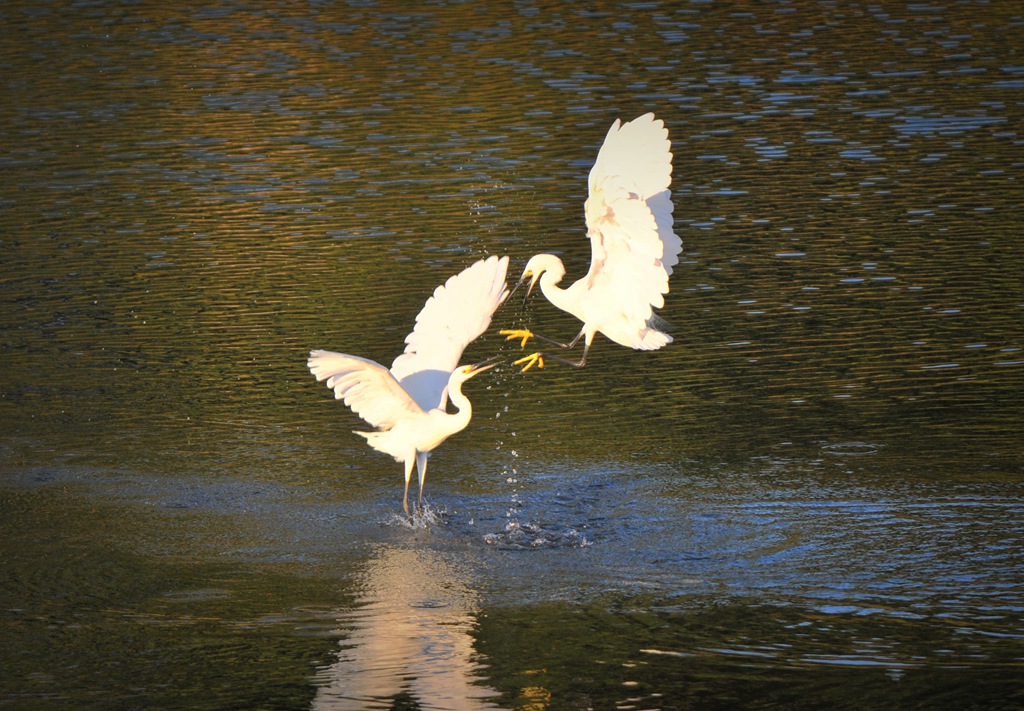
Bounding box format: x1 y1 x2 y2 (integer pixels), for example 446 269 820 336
308 350 424 429
390 255 509 410
582 113 681 348
589 113 673 204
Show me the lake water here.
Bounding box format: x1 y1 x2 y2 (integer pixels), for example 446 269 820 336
1 1 1022 708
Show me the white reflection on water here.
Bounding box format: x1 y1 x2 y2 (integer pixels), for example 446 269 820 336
312 544 501 711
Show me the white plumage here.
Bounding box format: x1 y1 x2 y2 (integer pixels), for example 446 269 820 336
503 113 682 369
308 255 509 514
390 255 510 410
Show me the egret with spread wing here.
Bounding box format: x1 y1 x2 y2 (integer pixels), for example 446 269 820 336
501 113 682 370
308 255 509 515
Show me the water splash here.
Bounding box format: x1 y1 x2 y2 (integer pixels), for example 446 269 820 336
483 519 591 550
382 504 447 530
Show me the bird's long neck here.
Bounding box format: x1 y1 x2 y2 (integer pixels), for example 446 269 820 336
539 268 586 323
538 270 570 311
444 382 473 432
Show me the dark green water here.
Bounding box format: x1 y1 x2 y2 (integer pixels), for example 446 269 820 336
2 1 1022 708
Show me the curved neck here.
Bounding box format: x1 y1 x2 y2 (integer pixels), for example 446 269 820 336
538 270 570 310
445 383 473 431
539 269 585 322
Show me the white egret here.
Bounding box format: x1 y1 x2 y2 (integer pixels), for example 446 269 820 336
501 112 682 369
308 255 509 515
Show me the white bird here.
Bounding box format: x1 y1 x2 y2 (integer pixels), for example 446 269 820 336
501 113 682 370
308 255 509 515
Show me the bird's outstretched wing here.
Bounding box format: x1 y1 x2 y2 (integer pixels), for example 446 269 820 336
308 350 424 429
589 113 674 207
390 255 509 410
582 113 682 342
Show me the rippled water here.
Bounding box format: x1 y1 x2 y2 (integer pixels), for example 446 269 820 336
2 1 1022 709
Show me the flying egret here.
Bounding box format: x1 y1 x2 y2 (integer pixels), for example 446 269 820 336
501 112 682 370
308 255 509 515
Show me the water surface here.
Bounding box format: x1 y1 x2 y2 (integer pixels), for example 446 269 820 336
1 1 1022 708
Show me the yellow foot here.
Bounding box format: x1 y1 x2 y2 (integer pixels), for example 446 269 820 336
513 352 545 372
500 328 534 348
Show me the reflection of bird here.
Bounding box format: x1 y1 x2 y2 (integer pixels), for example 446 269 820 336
311 545 502 710
501 113 682 370
308 256 508 514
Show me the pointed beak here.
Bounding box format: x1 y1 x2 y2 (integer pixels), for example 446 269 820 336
506 270 538 307
526 271 540 297
467 354 501 376
506 271 528 300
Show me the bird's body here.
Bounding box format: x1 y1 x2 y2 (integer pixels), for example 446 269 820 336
503 113 681 369
308 255 509 514
351 368 477 467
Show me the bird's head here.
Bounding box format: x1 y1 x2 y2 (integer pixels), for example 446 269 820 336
511 254 565 299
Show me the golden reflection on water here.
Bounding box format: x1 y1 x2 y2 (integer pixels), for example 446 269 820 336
2 0 1020 465
1 1 1023 707
312 544 503 710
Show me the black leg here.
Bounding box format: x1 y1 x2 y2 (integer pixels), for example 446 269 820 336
531 328 585 350
513 338 592 371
